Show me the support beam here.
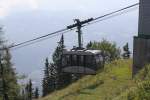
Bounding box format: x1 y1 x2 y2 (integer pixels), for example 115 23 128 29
133 0 150 75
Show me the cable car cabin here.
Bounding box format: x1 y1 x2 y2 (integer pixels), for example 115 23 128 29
61 49 104 75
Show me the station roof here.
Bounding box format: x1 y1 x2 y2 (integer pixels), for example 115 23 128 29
63 49 102 55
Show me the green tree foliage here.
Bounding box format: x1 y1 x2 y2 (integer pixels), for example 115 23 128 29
0 27 20 100
34 87 39 99
137 81 150 100
86 41 92 49
25 79 33 100
42 58 56 97
52 35 72 89
122 43 131 59
115 64 150 100
53 34 65 66
48 63 56 92
0 27 5 45
2 48 20 100
120 81 150 100
21 89 26 100
42 78 47 97
86 39 121 62
28 79 33 100
42 58 50 97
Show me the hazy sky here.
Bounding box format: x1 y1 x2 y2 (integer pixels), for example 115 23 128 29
0 0 139 86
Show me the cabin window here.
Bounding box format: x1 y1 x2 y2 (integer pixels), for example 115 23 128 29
79 55 84 66
86 55 94 68
63 55 70 66
72 55 77 66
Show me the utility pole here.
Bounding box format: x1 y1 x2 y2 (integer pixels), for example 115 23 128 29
67 18 93 49
0 54 9 100
74 19 82 49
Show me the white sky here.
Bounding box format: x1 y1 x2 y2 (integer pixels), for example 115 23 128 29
0 0 38 18
0 0 138 18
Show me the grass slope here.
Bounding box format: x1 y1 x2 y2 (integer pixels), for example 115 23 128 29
40 59 139 100
114 64 150 100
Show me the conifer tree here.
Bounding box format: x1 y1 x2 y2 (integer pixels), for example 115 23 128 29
52 34 72 89
42 58 49 97
25 79 33 100
42 58 56 96
48 63 56 92
86 41 93 49
28 79 33 100
0 49 20 100
25 83 29 100
0 27 20 100
42 78 47 97
21 89 26 100
34 87 39 99
42 35 72 96
122 43 131 59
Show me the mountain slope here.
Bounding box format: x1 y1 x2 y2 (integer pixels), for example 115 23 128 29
40 59 139 100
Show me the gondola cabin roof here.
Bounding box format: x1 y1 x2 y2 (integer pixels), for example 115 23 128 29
63 49 102 55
